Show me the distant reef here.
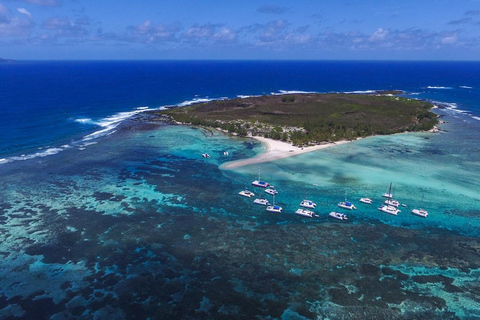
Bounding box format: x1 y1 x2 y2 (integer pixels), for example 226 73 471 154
148 92 438 147
0 58 15 63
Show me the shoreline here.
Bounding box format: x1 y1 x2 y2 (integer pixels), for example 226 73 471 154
220 136 351 170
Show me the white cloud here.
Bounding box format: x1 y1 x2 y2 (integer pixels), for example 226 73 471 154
0 16 33 37
441 33 458 45
17 8 31 17
117 20 181 43
41 16 90 39
212 27 236 42
183 23 236 43
0 4 33 37
369 28 389 41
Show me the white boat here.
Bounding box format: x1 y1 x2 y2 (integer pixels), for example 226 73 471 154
251 167 270 188
252 180 270 188
338 190 356 210
295 208 315 218
411 195 428 217
411 208 428 218
338 201 356 210
300 199 316 209
266 205 283 213
359 197 372 204
266 194 282 213
253 198 270 206
378 205 400 215
265 188 278 195
329 211 348 220
382 182 393 198
384 199 400 207
202 153 210 158
238 190 255 198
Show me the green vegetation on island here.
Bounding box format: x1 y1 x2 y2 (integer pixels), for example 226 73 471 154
152 93 438 146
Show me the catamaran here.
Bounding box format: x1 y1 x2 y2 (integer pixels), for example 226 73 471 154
382 183 394 198
253 198 270 206
411 208 428 218
251 167 270 188
378 204 400 215
300 199 316 209
329 212 348 220
238 190 255 198
266 194 282 213
265 187 278 195
295 208 316 218
411 194 428 217
384 199 400 207
359 197 373 204
338 190 356 210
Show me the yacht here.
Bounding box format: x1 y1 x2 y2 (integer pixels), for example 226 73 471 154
253 198 270 206
266 194 282 213
265 188 278 195
359 197 372 204
338 201 356 210
300 199 316 209
382 182 394 198
295 208 316 218
411 194 427 217
329 212 348 220
238 190 255 198
411 208 428 218
266 205 283 213
338 189 356 210
378 205 400 215
251 167 270 188
252 180 270 188
384 199 400 207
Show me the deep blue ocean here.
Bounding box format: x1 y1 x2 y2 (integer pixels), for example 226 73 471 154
1 61 480 319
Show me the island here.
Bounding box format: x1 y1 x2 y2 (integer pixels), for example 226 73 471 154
147 92 438 167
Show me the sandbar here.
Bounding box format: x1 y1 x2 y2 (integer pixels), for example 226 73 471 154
221 136 350 169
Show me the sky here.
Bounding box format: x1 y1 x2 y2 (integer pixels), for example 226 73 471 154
1 0 480 60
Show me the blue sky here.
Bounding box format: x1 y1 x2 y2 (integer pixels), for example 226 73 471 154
1 0 480 60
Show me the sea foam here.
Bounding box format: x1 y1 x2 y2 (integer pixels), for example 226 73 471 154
272 90 317 95
427 86 453 89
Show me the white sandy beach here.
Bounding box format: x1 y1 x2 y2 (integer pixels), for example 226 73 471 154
221 136 350 169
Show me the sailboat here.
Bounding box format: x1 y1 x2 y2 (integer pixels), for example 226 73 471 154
382 183 394 198
238 189 255 198
378 204 400 215
300 199 316 209
253 198 270 206
411 194 428 218
359 197 373 204
329 211 348 220
252 166 270 188
359 184 372 204
338 189 356 210
295 208 316 218
266 194 282 213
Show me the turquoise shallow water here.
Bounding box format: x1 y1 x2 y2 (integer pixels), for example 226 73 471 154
1 106 480 318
